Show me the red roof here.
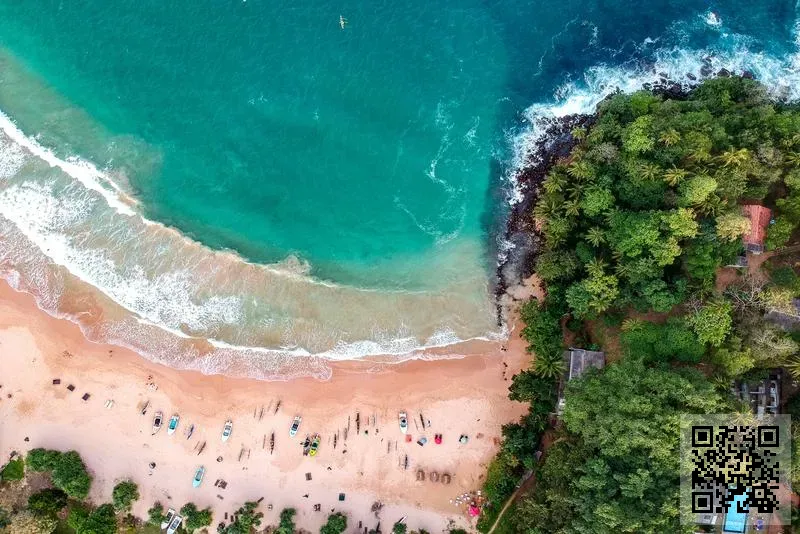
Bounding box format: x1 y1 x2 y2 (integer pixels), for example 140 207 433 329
742 205 772 247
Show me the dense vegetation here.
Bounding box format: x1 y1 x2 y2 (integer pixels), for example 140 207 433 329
26 449 92 500
486 77 800 533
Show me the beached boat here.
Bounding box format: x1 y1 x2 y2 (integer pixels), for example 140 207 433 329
167 414 180 435
160 508 176 530
221 420 233 442
399 412 408 434
152 411 163 435
186 424 195 440
302 435 311 456
166 514 183 534
309 434 321 457
289 415 301 437
192 466 205 488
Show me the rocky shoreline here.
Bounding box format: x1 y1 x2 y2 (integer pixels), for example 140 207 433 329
493 67 747 320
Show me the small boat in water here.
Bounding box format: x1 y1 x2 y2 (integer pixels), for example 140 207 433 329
186 424 195 440
166 514 183 534
302 435 312 456
167 414 180 435
192 466 205 488
152 412 163 435
221 420 233 442
160 508 176 530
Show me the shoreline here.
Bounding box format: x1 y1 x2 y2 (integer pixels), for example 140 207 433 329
0 278 533 531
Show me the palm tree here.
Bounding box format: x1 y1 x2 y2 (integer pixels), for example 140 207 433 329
533 353 566 379
785 152 800 169
585 227 605 246
564 199 581 218
543 173 566 194
534 198 562 220
571 127 587 141
621 318 644 332
717 148 751 168
567 159 595 181
785 356 800 381
566 183 584 201
638 162 661 182
659 129 681 147
663 167 689 187
697 194 725 217
586 257 608 277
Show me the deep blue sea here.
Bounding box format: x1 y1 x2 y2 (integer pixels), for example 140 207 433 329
0 0 797 378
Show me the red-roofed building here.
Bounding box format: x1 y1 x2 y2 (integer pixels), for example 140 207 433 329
741 204 772 254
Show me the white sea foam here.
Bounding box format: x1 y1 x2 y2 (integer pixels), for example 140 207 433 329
0 111 135 215
506 33 800 207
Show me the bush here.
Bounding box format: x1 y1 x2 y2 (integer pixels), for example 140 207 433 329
0 458 24 481
181 503 213 532
223 501 262 534
147 502 167 526
28 488 68 517
320 512 347 534
51 451 92 499
26 449 60 472
393 523 407 534
73 504 117 534
112 480 139 512
277 508 296 534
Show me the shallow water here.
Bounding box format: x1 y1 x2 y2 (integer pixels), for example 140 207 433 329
0 1 797 378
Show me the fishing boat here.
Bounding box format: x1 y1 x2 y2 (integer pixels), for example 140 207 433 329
302 435 312 456
167 414 180 435
221 420 233 442
192 466 205 488
166 514 183 534
152 411 163 435
309 434 321 457
289 415 301 437
398 412 408 434
186 424 195 440
160 508 176 530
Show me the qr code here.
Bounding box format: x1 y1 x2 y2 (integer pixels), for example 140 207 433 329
680 415 791 527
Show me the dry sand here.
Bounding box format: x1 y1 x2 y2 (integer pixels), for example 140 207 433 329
0 280 534 532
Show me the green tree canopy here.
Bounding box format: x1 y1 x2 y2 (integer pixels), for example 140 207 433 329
180 503 213 532
320 512 348 534
27 489 68 518
276 508 296 534
112 480 139 512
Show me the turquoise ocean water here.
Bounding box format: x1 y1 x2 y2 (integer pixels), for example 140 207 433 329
0 0 798 378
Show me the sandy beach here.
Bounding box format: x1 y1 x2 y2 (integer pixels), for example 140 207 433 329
0 279 533 532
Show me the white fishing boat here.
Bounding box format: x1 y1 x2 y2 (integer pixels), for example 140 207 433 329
166 514 183 534
289 415 302 437
167 414 180 435
399 411 408 434
221 420 233 442
160 508 176 530
152 411 163 435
